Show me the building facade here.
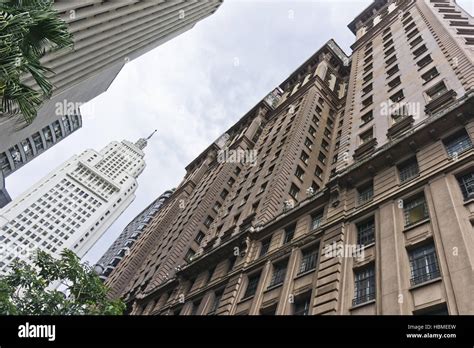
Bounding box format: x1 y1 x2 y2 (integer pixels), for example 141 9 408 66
108 0 474 315
0 132 155 275
0 0 223 201
95 189 175 281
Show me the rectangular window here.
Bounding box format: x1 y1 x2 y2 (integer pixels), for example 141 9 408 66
356 217 375 246
208 290 224 315
409 243 440 286
443 130 472 158
413 44 427 58
260 237 271 257
403 194 429 226
300 151 309 164
289 184 300 199
309 126 317 137
184 249 195 263
398 158 419 183
295 166 305 181
388 76 401 90
387 65 399 77
385 54 397 67
362 83 373 96
457 171 474 200
426 81 448 101
195 231 205 244
318 152 326 164
360 128 373 144
220 189 229 199
361 110 373 125
421 67 439 84
299 248 318 274
203 216 214 228
390 90 405 103
304 137 313 150
269 262 287 287
244 274 260 298
358 182 374 204
283 224 295 244
353 265 376 306
315 166 323 179
293 294 311 315
311 212 323 230
417 55 433 69
361 96 373 109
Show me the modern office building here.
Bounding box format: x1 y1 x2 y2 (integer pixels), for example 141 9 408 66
107 0 474 315
95 189 175 281
0 0 223 201
0 131 156 275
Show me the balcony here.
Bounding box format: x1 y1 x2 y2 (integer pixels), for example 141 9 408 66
425 89 457 114
387 115 415 140
353 138 377 161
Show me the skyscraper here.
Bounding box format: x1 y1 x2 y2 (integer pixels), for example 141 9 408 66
0 0 223 202
108 0 474 316
96 189 175 281
0 131 156 275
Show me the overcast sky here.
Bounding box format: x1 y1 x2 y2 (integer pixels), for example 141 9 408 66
5 0 472 265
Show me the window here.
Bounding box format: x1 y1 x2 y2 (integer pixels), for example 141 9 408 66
315 166 323 179
361 96 373 109
190 299 202 315
243 274 260 298
409 243 440 286
443 130 472 158
387 65 399 77
311 212 323 230
426 81 448 101
220 189 229 199
309 126 317 137
390 90 405 103
362 83 373 96
457 171 474 200
360 128 373 144
293 294 311 315
260 237 271 257
388 76 401 90
195 231 205 244
403 194 429 226
384 46 395 57
385 54 397 67
361 110 373 125
417 55 433 69
208 290 224 315
258 182 268 194
289 184 300 199
213 202 222 213
310 181 320 193
421 67 439 84
204 216 214 228
353 265 375 306
363 72 373 84
304 137 313 150
398 158 419 183
283 224 295 244
318 152 326 164
410 35 423 48
356 217 375 246
358 182 374 204
184 249 195 263
227 177 235 186
321 139 329 151
295 166 305 181
299 248 318 274
413 44 427 59
269 262 287 287
300 151 309 164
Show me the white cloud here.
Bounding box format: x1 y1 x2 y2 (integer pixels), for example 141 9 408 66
6 0 372 265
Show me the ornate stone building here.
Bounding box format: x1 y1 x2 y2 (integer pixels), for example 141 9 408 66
106 0 474 315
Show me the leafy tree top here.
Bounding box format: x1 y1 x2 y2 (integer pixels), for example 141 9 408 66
0 249 124 315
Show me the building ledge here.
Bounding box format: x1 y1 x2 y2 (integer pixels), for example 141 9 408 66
350 299 376 311
425 89 457 114
409 277 442 291
387 115 415 140
402 218 430 233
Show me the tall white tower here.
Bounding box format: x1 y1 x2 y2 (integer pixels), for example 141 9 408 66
0 131 156 274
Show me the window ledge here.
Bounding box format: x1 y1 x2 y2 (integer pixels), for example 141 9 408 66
463 197 474 206
238 295 255 304
409 277 442 291
294 268 316 280
403 218 430 233
265 283 283 292
398 173 420 186
350 299 376 311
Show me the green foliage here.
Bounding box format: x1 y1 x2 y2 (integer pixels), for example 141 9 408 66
0 0 73 123
0 249 125 315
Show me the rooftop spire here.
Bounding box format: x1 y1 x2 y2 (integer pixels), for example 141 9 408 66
135 129 157 150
